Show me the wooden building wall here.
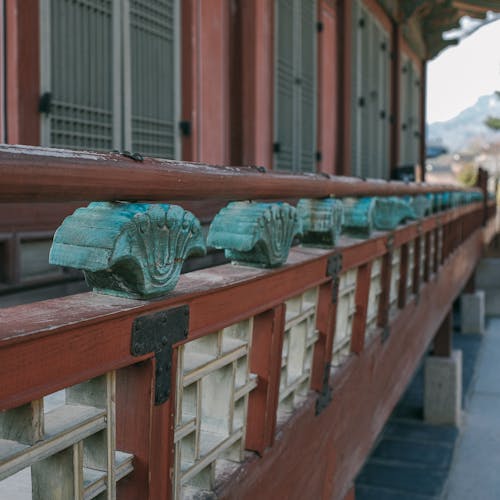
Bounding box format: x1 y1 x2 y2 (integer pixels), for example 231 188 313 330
0 0 428 293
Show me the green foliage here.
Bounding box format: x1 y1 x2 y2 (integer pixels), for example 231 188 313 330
485 116 500 131
457 163 477 187
485 91 500 131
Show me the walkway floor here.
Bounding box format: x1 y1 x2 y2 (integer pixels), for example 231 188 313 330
443 317 500 500
356 316 485 499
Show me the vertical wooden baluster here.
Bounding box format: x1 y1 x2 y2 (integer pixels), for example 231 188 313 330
351 262 372 354
246 304 285 454
311 282 336 391
398 243 408 308
423 231 431 283
377 245 393 333
116 360 155 500
413 236 421 296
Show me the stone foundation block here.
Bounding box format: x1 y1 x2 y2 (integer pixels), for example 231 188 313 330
461 290 485 335
424 350 462 426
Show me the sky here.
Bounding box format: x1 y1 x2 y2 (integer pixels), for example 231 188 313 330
427 18 500 124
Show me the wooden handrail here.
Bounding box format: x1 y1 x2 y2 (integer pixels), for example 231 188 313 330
0 201 495 500
0 145 481 203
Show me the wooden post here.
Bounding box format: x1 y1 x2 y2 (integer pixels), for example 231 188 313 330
246 305 285 455
423 231 431 282
377 248 393 329
413 235 421 296
311 282 336 390
351 262 372 354
116 360 155 499
433 311 452 358
398 243 409 308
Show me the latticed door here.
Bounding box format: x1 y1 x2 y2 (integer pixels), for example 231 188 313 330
274 0 317 173
399 55 422 167
351 0 391 179
40 0 179 158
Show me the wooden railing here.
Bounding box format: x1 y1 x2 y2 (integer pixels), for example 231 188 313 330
0 146 497 500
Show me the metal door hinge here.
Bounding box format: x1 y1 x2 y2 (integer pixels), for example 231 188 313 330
386 233 394 253
317 21 324 33
131 305 189 405
273 142 281 154
39 92 53 114
382 325 390 342
179 120 192 137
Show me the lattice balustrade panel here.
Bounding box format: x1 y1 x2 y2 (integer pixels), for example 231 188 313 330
406 241 415 296
429 231 435 274
332 269 358 370
389 247 401 311
366 258 383 338
419 236 425 282
173 318 257 499
0 372 133 499
278 287 320 420
437 226 444 263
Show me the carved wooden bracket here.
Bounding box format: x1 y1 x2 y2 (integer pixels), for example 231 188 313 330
296 197 344 247
49 202 206 299
207 201 302 268
372 197 417 231
341 197 375 238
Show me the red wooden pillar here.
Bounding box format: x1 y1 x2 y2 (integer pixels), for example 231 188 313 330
181 0 231 165
317 0 339 174
433 311 452 357
5 0 40 145
234 0 274 169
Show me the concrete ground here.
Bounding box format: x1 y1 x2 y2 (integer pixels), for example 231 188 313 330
443 317 500 500
357 313 500 500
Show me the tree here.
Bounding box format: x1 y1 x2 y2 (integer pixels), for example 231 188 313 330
457 163 477 187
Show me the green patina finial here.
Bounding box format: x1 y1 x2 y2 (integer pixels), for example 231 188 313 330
406 195 432 218
372 197 417 230
296 198 344 247
49 202 206 299
342 197 375 238
207 201 301 268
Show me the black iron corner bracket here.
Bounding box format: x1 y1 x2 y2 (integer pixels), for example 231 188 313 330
131 305 189 405
327 253 343 304
316 362 333 415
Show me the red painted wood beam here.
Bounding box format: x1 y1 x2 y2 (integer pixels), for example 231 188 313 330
0 146 482 203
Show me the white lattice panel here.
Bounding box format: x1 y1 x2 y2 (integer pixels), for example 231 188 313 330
366 258 383 338
278 288 320 418
437 227 444 263
389 247 401 311
0 372 133 499
332 269 358 369
406 241 415 296
173 319 257 499
429 231 435 274
419 237 425 281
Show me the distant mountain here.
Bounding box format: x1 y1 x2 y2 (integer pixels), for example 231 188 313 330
427 94 500 153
